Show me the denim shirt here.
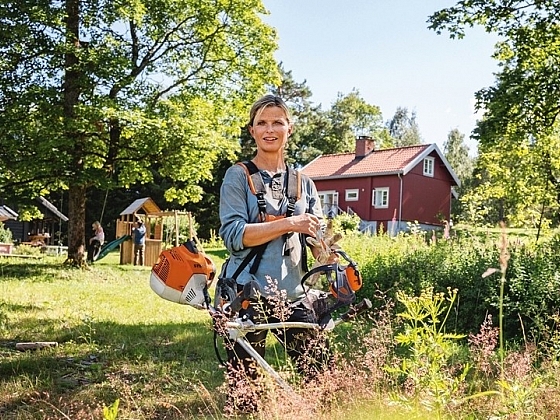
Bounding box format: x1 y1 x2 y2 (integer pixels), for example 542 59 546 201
219 164 324 301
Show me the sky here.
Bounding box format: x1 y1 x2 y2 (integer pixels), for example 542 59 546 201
261 0 501 156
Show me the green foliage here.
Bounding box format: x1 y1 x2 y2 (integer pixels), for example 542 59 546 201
0 222 13 243
332 212 362 234
386 106 422 147
338 228 560 341
14 244 42 255
429 1 560 227
386 287 468 417
0 0 279 252
444 128 474 183
2 235 560 418
444 128 476 221
103 399 120 420
317 90 386 154
460 130 560 228
200 229 225 249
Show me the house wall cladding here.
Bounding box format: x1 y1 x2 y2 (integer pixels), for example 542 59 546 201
304 142 458 231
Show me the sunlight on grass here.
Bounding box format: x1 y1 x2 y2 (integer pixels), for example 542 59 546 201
2 230 560 419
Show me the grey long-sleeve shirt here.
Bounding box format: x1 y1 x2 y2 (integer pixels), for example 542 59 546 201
218 163 324 301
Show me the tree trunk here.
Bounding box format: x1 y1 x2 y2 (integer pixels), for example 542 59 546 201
63 0 87 266
67 184 86 263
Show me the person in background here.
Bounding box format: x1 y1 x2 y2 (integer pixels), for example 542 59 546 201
218 94 332 413
87 221 105 263
132 218 146 266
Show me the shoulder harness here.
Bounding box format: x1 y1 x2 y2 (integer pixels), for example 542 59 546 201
236 160 301 223
234 160 303 272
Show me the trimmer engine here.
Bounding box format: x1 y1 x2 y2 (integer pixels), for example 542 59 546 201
150 239 215 309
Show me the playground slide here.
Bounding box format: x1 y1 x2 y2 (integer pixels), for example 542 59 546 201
94 235 131 262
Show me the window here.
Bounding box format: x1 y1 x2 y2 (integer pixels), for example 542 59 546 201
372 187 389 208
318 191 339 214
345 189 359 201
423 157 435 177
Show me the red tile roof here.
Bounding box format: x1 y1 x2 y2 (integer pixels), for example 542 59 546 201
302 144 431 179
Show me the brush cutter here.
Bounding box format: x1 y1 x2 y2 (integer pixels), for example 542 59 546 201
149 238 371 392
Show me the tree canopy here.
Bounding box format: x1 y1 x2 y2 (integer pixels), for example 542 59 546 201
429 0 560 227
386 106 422 147
0 0 278 257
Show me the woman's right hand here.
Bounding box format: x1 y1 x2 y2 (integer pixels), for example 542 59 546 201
242 213 323 248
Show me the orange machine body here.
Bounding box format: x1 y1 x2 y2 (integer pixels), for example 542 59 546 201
150 241 215 309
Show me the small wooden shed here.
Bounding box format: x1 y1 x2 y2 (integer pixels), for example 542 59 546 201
116 197 164 267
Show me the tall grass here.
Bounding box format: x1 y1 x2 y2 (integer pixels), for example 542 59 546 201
2 229 560 419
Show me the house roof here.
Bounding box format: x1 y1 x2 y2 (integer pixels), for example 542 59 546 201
38 197 69 222
120 197 161 216
301 143 460 187
0 205 18 222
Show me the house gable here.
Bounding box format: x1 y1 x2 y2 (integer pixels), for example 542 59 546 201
302 139 459 231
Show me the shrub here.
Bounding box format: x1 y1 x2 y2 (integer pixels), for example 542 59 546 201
331 213 362 234
338 230 560 341
15 244 42 256
0 222 13 243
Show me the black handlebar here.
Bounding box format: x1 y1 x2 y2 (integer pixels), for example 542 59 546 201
339 298 372 322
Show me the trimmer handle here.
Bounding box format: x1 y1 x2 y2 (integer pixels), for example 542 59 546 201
222 281 260 315
339 298 372 322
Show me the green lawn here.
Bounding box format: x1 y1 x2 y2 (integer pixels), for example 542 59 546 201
0 249 393 419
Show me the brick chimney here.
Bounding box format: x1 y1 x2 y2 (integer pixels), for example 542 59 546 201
355 136 376 158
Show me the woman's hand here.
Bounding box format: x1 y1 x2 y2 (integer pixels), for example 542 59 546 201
289 213 322 238
242 213 322 248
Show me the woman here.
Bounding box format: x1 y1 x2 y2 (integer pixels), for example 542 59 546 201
87 221 105 263
219 94 330 411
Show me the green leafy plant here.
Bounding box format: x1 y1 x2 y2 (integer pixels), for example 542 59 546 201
14 244 42 255
332 212 362 234
386 287 468 418
103 398 119 420
0 222 13 243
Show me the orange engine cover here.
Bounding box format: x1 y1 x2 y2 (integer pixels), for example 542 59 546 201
150 240 215 309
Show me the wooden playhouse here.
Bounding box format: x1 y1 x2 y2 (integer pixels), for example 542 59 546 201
116 197 164 267
116 197 190 266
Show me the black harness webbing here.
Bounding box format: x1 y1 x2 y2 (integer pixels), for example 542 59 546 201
237 160 302 262
238 160 300 222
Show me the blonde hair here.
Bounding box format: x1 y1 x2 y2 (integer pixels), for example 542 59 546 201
248 94 292 127
92 221 101 229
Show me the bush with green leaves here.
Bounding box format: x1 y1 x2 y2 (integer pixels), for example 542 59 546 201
331 212 362 234
338 229 560 340
0 222 13 243
14 244 42 256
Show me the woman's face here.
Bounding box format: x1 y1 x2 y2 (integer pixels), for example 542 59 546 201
249 106 292 154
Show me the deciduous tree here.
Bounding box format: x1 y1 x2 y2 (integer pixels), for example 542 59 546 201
387 106 422 147
444 129 474 184
320 90 387 154
0 0 278 261
429 0 560 226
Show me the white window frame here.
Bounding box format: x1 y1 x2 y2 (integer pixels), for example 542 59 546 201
345 189 359 201
372 187 389 208
318 190 339 212
423 157 435 177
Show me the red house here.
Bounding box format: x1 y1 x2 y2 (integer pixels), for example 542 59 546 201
301 136 460 234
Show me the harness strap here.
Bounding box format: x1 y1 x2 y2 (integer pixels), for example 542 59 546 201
233 243 268 278
237 161 268 222
236 161 301 222
235 160 305 273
